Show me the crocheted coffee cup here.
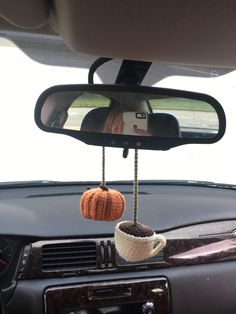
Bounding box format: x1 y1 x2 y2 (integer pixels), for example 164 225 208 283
114 221 166 262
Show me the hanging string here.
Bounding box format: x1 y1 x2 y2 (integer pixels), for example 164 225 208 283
101 146 106 186
133 149 138 225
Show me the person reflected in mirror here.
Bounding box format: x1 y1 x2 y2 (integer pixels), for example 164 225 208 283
80 107 111 132
103 108 152 136
81 107 181 138
103 108 124 134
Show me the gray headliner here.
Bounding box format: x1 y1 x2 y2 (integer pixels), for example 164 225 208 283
0 30 232 85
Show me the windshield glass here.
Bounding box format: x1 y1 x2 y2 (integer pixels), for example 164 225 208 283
0 38 235 184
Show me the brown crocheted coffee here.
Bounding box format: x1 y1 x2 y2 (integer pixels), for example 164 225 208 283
119 221 154 237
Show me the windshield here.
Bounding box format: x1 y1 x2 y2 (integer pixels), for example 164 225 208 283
0 38 235 184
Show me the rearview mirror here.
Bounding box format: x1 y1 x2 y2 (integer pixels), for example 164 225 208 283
35 85 226 150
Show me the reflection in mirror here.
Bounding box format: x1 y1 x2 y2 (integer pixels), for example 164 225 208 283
40 90 219 139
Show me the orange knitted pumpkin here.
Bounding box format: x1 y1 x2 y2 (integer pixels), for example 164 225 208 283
80 185 125 221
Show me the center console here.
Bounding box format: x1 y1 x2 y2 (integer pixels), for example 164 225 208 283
44 277 169 314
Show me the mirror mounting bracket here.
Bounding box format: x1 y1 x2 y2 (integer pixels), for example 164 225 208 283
88 59 152 157
115 60 152 86
115 60 152 158
88 57 113 84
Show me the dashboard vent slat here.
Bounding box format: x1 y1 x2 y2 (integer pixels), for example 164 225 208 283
42 254 96 262
42 241 97 271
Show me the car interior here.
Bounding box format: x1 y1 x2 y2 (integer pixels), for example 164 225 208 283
1 1 236 314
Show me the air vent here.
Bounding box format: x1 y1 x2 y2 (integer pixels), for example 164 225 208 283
42 241 97 271
99 240 114 269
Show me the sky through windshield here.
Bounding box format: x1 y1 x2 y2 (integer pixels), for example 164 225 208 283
0 38 236 184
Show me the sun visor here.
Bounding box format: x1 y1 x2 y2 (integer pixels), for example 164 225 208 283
50 0 236 67
0 0 49 29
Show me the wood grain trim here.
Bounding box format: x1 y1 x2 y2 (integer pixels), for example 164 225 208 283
19 236 236 280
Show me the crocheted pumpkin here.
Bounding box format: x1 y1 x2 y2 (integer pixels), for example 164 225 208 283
80 185 125 221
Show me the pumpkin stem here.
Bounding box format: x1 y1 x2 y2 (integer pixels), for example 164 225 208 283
99 185 109 191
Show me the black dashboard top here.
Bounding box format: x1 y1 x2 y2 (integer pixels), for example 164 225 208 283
0 182 235 238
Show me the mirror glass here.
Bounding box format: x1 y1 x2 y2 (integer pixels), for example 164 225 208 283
40 90 219 139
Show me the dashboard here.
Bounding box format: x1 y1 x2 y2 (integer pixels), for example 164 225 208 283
1 182 236 314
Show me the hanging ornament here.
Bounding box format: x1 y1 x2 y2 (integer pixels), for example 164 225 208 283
114 149 166 262
80 147 125 221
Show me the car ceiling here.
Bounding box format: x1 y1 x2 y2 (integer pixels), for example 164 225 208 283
0 0 235 84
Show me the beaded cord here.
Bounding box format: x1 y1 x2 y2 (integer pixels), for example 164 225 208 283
133 149 138 225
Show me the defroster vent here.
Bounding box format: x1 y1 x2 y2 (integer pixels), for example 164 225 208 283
42 241 97 271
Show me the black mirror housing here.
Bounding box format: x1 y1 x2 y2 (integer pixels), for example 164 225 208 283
35 84 226 151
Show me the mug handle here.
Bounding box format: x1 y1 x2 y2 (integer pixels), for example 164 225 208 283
150 234 167 257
